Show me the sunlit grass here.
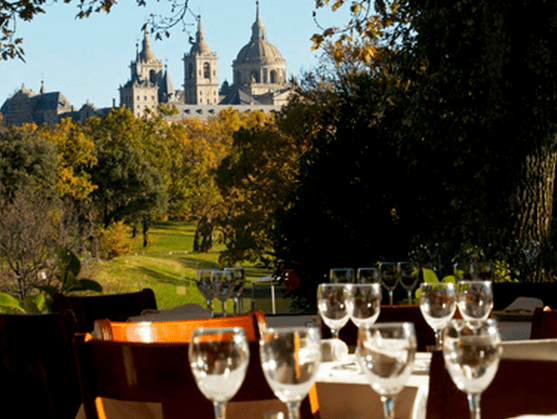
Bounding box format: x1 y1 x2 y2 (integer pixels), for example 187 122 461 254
83 222 272 310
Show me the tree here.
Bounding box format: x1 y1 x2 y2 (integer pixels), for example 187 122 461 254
0 125 58 199
312 0 557 281
216 115 299 266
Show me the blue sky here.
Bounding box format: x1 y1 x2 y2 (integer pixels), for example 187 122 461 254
0 0 349 109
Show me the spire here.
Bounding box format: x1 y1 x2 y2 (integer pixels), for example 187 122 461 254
251 0 265 41
40 80 45 94
139 27 157 62
190 14 211 55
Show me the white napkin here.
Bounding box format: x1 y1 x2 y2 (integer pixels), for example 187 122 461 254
503 297 544 314
321 338 349 362
128 303 212 322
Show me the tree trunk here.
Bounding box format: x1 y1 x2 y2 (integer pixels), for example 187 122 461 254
515 145 557 282
194 215 213 252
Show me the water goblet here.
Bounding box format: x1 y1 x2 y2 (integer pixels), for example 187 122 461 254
189 327 250 419
419 282 457 350
260 326 321 419
443 319 502 419
398 261 419 304
379 262 399 305
224 267 246 315
454 262 476 281
356 267 380 284
317 283 350 339
356 322 417 419
214 270 235 317
347 283 381 328
329 267 355 283
196 269 216 317
457 280 493 328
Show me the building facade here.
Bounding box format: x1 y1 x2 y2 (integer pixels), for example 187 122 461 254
1 2 292 125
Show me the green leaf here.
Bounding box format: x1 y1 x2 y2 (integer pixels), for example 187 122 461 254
58 247 81 281
22 294 46 313
422 268 439 283
0 293 24 312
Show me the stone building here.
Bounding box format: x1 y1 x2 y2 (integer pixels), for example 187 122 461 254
1 1 292 125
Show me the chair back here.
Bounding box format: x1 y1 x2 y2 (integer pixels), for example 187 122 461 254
52 288 157 333
73 334 312 419
94 310 267 343
321 305 436 352
427 340 557 419
0 311 81 419
530 305 557 339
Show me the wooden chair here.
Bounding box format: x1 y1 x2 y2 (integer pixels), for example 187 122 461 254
530 305 557 339
74 334 315 419
52 288 157 333
427 344 557 419
321 305 436 352
93 309 267 342
0 311 81 419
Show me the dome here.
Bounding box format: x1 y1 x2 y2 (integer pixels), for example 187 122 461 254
234 3 285 65
190 17 212 56
139 30 157 62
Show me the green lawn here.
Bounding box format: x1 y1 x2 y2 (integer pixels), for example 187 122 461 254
83 221 272 310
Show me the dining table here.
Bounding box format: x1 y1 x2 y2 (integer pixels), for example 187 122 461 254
75 307 539 419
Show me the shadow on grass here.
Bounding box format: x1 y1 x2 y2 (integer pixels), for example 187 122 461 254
135 266 187 286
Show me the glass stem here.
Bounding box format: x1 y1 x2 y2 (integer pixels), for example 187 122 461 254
407 290 412 305
434 329 443 351
213 401 227 419
389 290 394 305
380 395 395 419
286 401 301 419
221 300 227 315
207 299 214 317
467 393 481 419
331 329 339 339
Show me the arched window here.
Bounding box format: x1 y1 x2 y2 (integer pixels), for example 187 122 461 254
250 70 260 83
270 70 277 84
203 62 211 79
188 63 194 79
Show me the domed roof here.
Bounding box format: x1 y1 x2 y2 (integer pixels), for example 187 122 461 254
234 2 285 65
190 17 212 56
139 29 158 62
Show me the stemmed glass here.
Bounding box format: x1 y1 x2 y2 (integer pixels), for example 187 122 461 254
443 319 502 419
419 282 457 350
196 269 216 317
356 322 417 419
379 262 399 305
224 267 246 315
346 283 382 328
260 326 321 419
317 283 350 339
188 327 250 419
398 262 419 304
214 270 235 317
330 268 355 283
457 280 493 328
356 267 380 284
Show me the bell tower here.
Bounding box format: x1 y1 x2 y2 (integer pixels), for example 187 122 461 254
183 16 219 105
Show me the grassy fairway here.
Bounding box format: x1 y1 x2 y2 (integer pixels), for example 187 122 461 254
84 221 271 310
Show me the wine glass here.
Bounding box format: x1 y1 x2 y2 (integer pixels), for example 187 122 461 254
214 270 235 317
398 261 419 304
196 269 216 317
225 267 246 315
188 327 250 419
356 322 417 419
419 282 457 350
346 283 381 328
443 319 502 419
457 280 493 328
379 262 399 305
260 326 321 419
453 262 476 281
356 267 380 284
317 283 350 339
329 267 355 283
